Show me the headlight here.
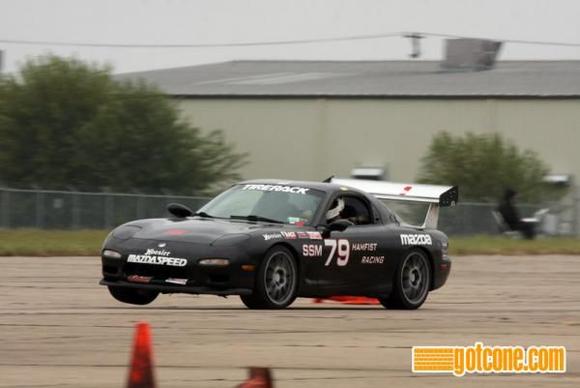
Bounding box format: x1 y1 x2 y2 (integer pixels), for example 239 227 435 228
211 233 250 247
102 249 122 259
112 225 141 240
198 258 230 266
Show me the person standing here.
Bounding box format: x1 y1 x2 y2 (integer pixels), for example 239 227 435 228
497 188 536 239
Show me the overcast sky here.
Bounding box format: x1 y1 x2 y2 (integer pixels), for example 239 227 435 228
1 0 579 74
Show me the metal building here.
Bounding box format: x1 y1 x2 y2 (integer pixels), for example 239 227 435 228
117 60 580 185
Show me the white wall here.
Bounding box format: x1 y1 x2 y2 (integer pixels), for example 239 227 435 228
177 98 580 184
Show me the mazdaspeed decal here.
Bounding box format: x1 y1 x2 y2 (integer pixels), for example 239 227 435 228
127 248 187 267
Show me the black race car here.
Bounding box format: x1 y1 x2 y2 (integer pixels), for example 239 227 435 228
100 178 458 309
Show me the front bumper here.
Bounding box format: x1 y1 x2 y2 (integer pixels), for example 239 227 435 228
100 238 256 295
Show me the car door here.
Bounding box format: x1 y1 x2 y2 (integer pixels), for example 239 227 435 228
313 193 390 296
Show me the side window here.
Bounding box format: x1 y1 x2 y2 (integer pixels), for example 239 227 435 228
341 196 373 225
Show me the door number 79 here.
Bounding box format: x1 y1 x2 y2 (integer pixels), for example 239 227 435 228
324 239 350 266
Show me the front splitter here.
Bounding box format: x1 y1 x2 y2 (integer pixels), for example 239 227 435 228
99 279 253 296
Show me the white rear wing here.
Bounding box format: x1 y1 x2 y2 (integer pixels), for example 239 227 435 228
331 178 459 229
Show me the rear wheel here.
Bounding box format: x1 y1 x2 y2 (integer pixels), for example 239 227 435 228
108 286 159 305
380 249 431 310
240 246 298 309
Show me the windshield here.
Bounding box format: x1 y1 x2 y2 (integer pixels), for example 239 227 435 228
198 184 325 225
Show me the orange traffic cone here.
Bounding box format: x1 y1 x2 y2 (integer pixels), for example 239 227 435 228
127 322 156 388
237 367 273 388
312 296 379 305
335 296 379 305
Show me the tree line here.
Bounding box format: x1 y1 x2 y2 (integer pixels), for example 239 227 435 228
0 56 246 194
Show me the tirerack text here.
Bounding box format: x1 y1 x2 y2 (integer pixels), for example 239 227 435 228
242 184 309 195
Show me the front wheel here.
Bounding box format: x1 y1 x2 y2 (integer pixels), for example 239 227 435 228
379 249 431 310
108 286 159 305
240 246 298 309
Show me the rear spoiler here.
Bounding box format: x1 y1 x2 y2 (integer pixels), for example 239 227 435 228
331 178 459 229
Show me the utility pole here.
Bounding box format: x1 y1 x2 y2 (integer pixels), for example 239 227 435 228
403 33 425 59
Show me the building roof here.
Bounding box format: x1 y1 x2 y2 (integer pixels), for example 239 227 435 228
116 60 580 98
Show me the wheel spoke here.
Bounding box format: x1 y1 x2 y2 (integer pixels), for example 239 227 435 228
264 251 295 304
401 253 429 304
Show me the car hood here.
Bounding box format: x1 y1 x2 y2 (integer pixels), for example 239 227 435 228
131 218 276 244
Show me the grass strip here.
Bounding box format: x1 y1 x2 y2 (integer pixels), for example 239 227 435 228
0 229 109 256
450 235 580 255
0 229 579 256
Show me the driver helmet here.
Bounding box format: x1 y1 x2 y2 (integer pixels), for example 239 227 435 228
326 197 345 221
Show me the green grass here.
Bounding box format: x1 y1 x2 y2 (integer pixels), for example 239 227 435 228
449 235 580 255
0 229 579 256
0 229 109 256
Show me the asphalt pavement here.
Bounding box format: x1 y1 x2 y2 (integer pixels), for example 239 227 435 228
0 255 578 387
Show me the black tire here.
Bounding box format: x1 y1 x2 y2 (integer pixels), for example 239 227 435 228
240 246 298 309
108 286 159 305
380 249 431 310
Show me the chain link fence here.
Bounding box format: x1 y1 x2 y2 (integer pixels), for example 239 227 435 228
0 187 209 229
0 187 577 236
439 202 570 236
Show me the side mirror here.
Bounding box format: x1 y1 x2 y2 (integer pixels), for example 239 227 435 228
167 203 193 218
328 219 352 232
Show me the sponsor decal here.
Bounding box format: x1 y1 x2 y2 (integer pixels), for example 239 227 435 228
302 244 323 257
146 248 170 256
297 232 309 239
351 242 378 252
262 233 283 241
288 217 306 227
242 184 309 195
412 342 566 377
165 278 188 285
281 231 297 240
361 255 385 264
127 248 187 267
127 274 153 283
307 231 322 240
400 234 432 246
